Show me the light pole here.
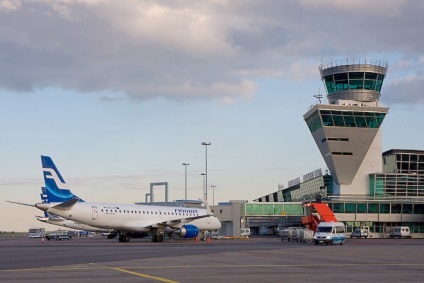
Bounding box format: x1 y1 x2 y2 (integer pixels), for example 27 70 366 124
201 173 206 201
182 163 190 200
211 185 216 205
201 142 211 202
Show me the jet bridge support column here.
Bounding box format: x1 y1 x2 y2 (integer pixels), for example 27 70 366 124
150 182 169 204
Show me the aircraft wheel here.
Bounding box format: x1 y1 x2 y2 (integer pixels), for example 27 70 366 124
124 234 131 242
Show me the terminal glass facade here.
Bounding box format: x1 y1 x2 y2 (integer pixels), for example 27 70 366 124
244 203 303 216
369 173 424 197
383 150 424 175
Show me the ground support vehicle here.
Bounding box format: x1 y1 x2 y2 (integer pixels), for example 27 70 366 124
299 229 314 243
313 222 346 245
390 227 411 238
45 230 72 241
302 202 338 232
28 228 46 238
280 227 308 242
350 228 369 238
280 228 290 241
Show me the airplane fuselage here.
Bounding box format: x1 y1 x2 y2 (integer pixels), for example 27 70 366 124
38 201 221 233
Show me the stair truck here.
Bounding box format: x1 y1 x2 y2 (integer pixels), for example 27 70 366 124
301 202 346 245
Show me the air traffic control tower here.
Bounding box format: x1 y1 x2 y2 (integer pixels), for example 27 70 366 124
304 59 389 196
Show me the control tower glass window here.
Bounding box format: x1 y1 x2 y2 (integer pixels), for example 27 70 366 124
305 110 387 133
323 72 385 94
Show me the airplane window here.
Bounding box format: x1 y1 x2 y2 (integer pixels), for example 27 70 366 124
143 211 145 214
106 209 108 212
101 209 103 212
155 212 157 214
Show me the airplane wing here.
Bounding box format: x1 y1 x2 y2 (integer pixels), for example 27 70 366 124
120 213 213 230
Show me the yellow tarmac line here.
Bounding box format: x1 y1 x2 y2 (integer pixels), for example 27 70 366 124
111 267 180 283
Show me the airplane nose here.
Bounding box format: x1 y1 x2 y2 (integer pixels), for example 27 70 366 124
35 203 50 212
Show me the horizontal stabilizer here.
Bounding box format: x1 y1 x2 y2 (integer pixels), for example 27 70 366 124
6 200 34 207
36 216 49 222
52 198 80 210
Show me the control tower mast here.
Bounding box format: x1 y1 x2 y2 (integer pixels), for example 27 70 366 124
304 59 389 195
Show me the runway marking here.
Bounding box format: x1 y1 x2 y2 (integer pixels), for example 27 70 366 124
2 262 424 273
111 267 179 283
1 262 424 273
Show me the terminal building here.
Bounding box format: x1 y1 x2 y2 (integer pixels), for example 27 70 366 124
142 59 424 239
252 59 424 238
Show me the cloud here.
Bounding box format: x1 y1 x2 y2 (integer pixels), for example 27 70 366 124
0 0 424 104
0 0 21 12
383 74 424 105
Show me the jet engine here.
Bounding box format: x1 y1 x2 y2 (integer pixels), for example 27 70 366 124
174 224 199 238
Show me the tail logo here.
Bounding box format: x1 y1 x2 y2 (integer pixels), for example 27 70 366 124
43 168 68 190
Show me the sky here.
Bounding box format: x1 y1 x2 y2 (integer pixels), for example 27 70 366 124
1 0 424 232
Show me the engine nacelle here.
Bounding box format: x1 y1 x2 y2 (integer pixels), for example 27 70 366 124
174 224 199 238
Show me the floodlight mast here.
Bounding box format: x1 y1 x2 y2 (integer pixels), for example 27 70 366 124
201 142 211 202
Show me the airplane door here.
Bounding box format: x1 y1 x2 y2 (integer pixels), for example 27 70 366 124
92 206 98 220
159 210 162 218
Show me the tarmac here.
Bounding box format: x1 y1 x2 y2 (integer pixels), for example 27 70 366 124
1 236 424 282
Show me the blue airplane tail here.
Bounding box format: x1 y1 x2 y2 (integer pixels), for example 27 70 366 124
41 155 83 202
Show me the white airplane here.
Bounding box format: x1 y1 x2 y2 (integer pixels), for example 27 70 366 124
33 156 221 242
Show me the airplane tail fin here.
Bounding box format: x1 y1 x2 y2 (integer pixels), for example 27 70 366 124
41 155 84 202
204 201 214 216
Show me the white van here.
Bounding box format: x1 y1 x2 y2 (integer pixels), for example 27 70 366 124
350 228 369 239
241 228 251 237
390 227 411 238
313 222 346 245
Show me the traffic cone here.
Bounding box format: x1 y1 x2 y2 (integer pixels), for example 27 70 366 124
41 237 45 243
207 236 211 244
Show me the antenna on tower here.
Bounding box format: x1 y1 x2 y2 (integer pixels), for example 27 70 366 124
313 89 323 104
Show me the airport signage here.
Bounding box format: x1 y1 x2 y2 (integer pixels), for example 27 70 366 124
288 177 301 187
303 168 322 182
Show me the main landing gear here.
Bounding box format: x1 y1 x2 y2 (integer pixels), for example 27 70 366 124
118 232 131 242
